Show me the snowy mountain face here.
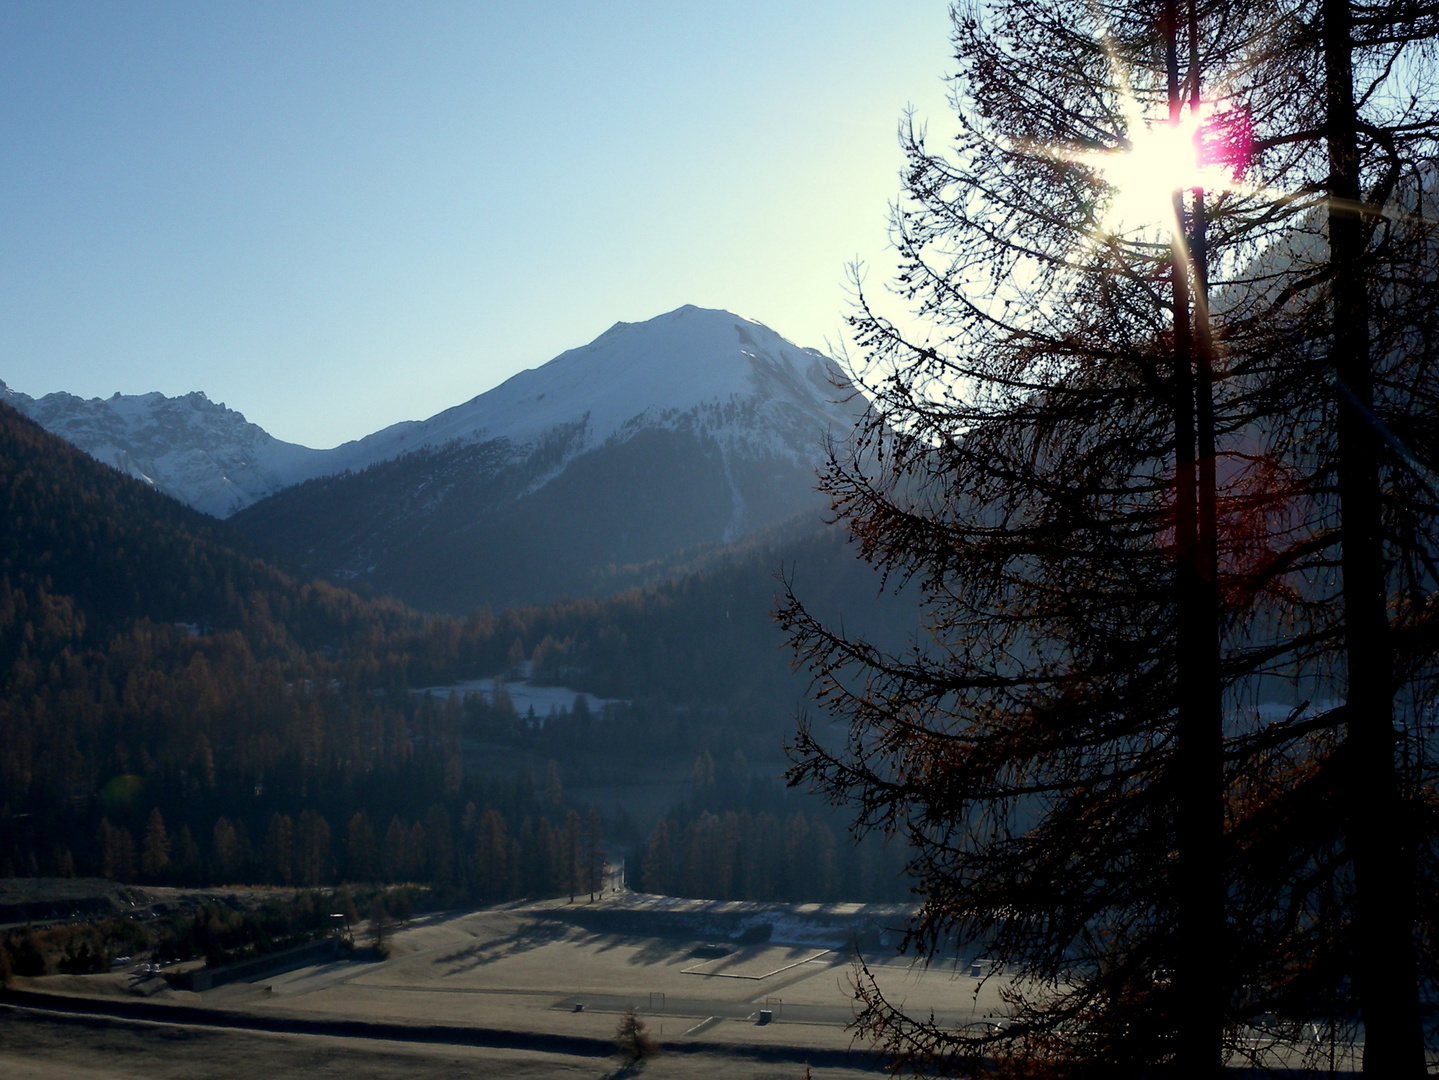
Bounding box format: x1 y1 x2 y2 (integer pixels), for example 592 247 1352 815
225 306 863 612
0 382 330 519
333 304 857 496
2 306 856 528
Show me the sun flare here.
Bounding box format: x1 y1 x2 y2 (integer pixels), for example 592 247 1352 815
1074 101 1252 234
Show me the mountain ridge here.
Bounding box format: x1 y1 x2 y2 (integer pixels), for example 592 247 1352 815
0 380 329 518
7 305 861 612
2 306 855 523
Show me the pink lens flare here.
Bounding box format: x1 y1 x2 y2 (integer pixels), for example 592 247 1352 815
1192 104 1253 182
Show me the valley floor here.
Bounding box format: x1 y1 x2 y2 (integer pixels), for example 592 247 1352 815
0 891 991 1079
3 889 1361 1076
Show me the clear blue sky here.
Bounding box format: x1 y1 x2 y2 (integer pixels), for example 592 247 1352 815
0 1 954 448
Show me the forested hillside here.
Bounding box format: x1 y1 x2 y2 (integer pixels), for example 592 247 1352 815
0 400 495 881
459 522 918 709
225 424 830 614
0 401 911 901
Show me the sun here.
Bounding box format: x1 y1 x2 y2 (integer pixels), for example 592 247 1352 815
1096 116 1204 229
1075 101 1252 234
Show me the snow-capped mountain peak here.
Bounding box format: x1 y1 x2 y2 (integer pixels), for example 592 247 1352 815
335 305 853 473
2 306 856 520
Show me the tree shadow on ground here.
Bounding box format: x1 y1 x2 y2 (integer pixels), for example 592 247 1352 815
552 926 705 967
434 919 572 975
591 931 717 967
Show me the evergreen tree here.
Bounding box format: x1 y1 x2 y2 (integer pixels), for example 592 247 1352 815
345 812 377 881
584 808 605 900
98 820 136 882
780 0 1438 1074
263 813 295 886
473 808 508 899
614 1007 656 1062
563 809 581 901
211 817 242 882
424 804 453 888
173 825 200 885
1300 3 1439 1071
296 810 331 888
140 808 171 880
382 816 409 882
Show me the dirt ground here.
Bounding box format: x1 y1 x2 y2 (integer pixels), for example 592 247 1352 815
0 1009 592 1080
0 1006 891 1080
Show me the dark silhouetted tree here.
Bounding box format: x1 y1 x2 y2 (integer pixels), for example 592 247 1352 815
781 0 1438 1075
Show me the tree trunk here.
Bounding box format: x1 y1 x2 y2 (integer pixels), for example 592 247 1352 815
1165 4 1225 1073
1322 0 1426 1073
